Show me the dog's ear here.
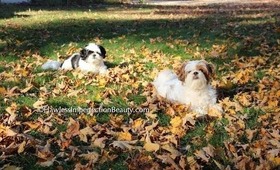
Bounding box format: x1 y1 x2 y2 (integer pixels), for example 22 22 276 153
207 63 215 76
80 49 87 59
178 62 188 82
98 45 106 58
200 60 215 81
202 60 215 77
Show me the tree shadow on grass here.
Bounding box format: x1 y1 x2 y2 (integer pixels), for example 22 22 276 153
0 3 279 63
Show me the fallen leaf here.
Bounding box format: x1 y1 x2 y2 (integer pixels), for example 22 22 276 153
92 137 107 149
33 100 45 109
118 131 132 141
111 140 138 151
79 151 99 163
143 132 160 152
79 126 94 143
17 140 26 154
194 150 210 162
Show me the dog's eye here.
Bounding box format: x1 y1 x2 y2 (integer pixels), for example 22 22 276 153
187 71 191 73
88 51 93 55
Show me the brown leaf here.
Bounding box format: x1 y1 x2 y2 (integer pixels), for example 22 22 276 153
202 145 215 157
65 118 80 139
79 126 94 143
5 103 17 124
20 83 33 93
79 151 99 163
145 121 158 131
1 165 22 170
0 125 17 136
23 121 41 130
156 154 180 170
92 137 107 149
194 150 210 162
111 140 138 151
161 144 182 159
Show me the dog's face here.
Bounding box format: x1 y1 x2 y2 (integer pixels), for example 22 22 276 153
80 43 106 64
178 60 214 90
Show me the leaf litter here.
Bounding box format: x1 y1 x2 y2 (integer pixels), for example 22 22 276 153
0 2 280 170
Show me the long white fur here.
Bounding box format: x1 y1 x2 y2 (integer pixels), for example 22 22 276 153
41 60 61 70
153 60 218 115
41 43 107 74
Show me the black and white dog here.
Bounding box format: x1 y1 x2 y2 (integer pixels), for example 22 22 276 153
42 43 107 74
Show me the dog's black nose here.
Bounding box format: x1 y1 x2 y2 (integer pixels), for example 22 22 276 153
193 71 198 75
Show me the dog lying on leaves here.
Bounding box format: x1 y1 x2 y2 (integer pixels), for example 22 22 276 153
42 43 107 74
153 60 220 115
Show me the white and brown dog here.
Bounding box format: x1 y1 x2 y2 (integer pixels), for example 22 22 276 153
42 43 107 74
153 60 218 114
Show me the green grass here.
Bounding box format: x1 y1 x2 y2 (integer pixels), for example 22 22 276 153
243 108 265 129
98 152 129 170
209 119 229 147
181 122 208 155
157 112 171 127
0 3 279 169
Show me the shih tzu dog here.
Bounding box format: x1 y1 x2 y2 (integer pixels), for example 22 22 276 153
42 43 107 74
153 60 218 115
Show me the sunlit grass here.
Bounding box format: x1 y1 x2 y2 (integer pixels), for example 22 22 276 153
0 3 279 169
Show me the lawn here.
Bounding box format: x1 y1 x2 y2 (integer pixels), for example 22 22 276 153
0 2 280 169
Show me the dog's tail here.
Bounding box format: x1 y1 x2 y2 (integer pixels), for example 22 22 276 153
41 60 62 70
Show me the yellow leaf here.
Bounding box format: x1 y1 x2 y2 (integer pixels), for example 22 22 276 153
144 142 160 152
23 121 41 129
118 131 132 141
268 99 278 108
67 89 81 97
237 93 252 107
5 103 17 115
98 78 107 87
208 106 223 118
144 132 160 152
18 140 26 154
0 87 6 95
33 100 45 109
0 125 17 136
121 74 130 80
132 118 144 130
170 116 182 128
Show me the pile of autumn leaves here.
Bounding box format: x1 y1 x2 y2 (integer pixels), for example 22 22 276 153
0 45 280 169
